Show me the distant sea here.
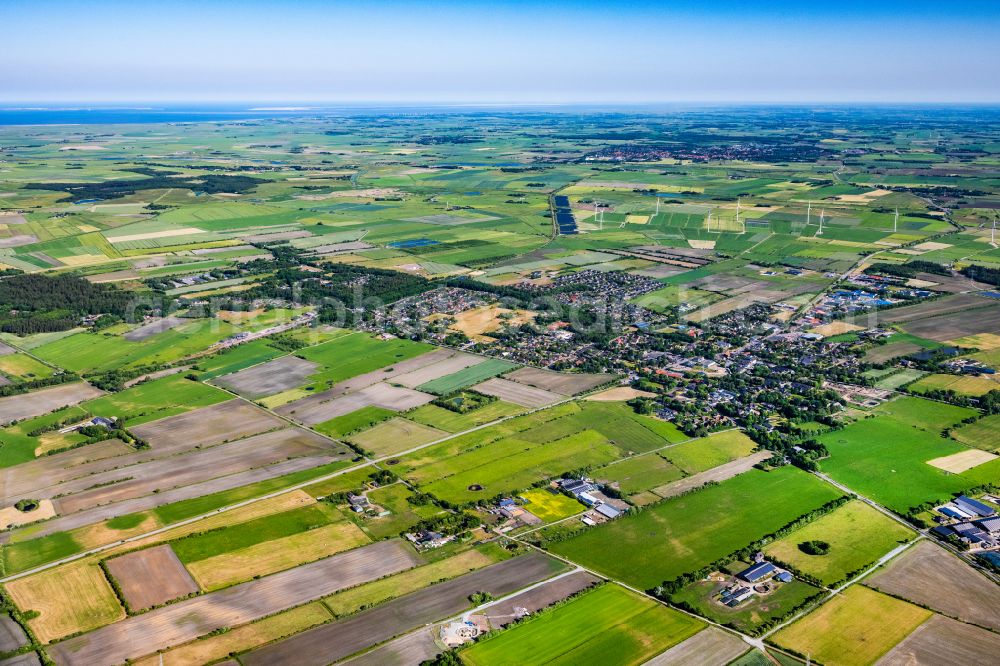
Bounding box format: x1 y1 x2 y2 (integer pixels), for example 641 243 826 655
0 106 332 126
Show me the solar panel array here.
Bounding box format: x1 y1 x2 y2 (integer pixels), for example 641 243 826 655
553 195 578 235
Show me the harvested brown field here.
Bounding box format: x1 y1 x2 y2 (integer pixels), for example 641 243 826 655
277 383 434 426
340 627 440 666
901 303 1000 342
876 614 1000 666
0 615 29 653
392 352 484 388
51 427 334 515
480 570 599 629
472 378 564 408
651 452 772 499
864 342 924 364
643 627 747 666
122 317 185 342
0 342 16 356
104 545 198 610
865 540 1000 631
0 653 40 666
130 602 333 666
877 293 994 324
130 400 283 449
7 452 343 543
241 552 566 666
505 367 615 396
47 540 422 666
449 305 535 341
213 356 319 398
0 383 104 426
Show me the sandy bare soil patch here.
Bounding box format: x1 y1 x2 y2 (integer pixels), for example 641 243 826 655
340 627 440 666
834 188 892 203
0 615 29 653
130 400 283 449
449 305 535 341
688 239 716 249
866 540 1000 631
877 614 1000 666
122 316 186 342
0 342 16 357
644 627 747 666
652 451 772 499
927 448 997 473
472 378 563 408
278 383 434 426
48 540 421 666
505 367 615 396
0 499 55 529
585 386 656 402
242 552 562 666
0 383 104 426
392 352 484 388
0 235 39 248
810 321 865 337
214 356 318 398
105 227 203 243
105 545 198 610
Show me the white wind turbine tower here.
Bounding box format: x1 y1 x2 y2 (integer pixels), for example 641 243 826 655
655 196 661 216
991 215 997 248
894 207 899 233
807 201 812 228
736 197 744 233
817 209 825 236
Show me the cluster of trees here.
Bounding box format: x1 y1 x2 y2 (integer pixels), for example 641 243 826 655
961 264 1000 287
0 274 147 334
24 174 264 202
866 260 949 278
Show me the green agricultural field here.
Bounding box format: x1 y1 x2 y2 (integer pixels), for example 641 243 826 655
32 318 238 374
312 406 396 439
593 452 684 496
192 339 286 380
0 353 55 381
416 358 518 395
818 398 1000 515
81 374 231 425
909 373 1000 397
660 430 757 474
951 415 1000 452
171 503 342 564
548 467 842 590
406 401 525 433
294 332 433 389
461 584 704 666
764 500 915 585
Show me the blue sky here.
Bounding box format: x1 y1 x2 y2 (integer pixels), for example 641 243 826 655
3 0 999 103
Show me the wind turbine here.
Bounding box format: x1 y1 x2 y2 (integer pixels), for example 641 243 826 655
706 208 713 232
807 201 812 228
894 207 899 233
736 197 744 233
991 215 997 248
818 209 825 236
655 196 661 216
